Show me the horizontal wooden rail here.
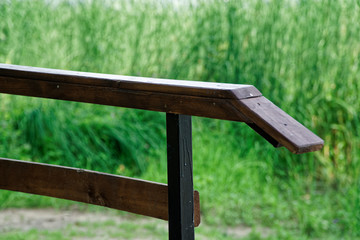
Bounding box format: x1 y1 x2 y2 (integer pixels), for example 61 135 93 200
0 158 201 227
0 64 323 153
0 64 259 122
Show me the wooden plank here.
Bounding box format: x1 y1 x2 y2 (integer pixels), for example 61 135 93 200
236 97 324 154
0 75 252 123
166 114 195 239
0 158 201 227
0 64 261 100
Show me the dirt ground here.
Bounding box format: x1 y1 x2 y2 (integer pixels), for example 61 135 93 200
0 208 270 239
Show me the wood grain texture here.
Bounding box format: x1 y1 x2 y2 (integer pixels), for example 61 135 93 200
194 191 201 227
236 97 324 154
0 64 324 153
0 72 253 123
0 158 201 227
0 64 260 99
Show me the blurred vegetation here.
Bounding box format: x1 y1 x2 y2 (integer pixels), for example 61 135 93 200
0 0 359 238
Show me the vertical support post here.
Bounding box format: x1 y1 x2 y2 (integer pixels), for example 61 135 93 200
166 113 195 240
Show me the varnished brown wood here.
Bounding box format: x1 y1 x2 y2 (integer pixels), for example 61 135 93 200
0 63 324 153
0 64 260 101
0 75 252 123
194 191 201 227
0 158 201 227
237 97 324 154
0 64 261 100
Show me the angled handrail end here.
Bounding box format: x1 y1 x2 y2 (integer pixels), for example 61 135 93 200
237 97 324 154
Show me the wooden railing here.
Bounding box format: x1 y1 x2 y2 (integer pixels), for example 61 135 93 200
0 64 323 240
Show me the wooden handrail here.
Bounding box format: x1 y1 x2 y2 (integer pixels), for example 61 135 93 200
0 64 323 153
0 64 258 122
0 63 324 239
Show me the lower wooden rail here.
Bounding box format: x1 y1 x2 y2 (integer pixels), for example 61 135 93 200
0 158 200 227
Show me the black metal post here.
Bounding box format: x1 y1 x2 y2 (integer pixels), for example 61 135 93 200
166 113 195 240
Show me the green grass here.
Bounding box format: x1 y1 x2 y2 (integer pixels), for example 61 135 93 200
0 0 359 238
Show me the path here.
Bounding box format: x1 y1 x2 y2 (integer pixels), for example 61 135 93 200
0 208 270 239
